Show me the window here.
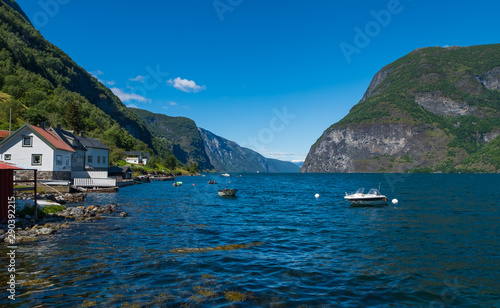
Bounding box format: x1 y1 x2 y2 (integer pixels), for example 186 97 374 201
88 155 93 163
4 154 11 160
23 136 33 147
97 156 101 164
32 154 42 166
103 156 106 164
56 155 63 165
66 156 70 166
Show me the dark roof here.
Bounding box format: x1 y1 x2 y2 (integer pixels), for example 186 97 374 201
108 166 133 174
76 136 109 150
49 127 87 151
124 151 143 155
121 166 133 173
108 166 122 173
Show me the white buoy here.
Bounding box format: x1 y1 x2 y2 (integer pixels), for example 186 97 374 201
315 193 320 198
392 199 398 205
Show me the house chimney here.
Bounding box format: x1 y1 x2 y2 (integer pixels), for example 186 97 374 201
57 124 62 129
40 121 46 130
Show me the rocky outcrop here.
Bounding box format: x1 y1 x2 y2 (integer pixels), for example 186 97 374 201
474 67 500 90
361 68 393 102
301 123 450 173
414 92 479 117
199 128 299 173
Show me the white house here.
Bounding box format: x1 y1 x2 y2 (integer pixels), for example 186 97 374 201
49 125 86 172
75 135 109 171
0 124 75 180
124 151 149 165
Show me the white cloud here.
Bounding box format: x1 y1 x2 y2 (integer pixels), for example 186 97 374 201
127 104 139 108
129 75 146 83
167 77 206 93
111 87 150 103
291 160 304 163
106 80 116 86
169 101 178 106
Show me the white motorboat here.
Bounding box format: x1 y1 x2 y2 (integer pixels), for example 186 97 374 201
344 188 388 206
221 173 230 177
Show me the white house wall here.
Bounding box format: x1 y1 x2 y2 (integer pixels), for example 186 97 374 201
126 157 140 164
0 127 56 171
53 149 72 172
85 148 109 170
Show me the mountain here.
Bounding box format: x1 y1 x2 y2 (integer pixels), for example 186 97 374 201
3 0 31 25
0 0 157 159
198 128 300 173
130 108 213 170
302 44 500 173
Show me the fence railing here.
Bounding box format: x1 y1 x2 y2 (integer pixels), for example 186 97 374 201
73 178 116 187
71 171 108 179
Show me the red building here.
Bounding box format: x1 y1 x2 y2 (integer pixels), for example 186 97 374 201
0 162 22 222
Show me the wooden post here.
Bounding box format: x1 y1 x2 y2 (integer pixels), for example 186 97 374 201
34 170 38 221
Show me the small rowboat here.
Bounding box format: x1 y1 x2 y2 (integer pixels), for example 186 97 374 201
218 189 237 197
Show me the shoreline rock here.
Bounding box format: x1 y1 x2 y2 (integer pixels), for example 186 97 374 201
1 202 128 245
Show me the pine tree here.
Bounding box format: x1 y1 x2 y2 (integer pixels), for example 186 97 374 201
64 101 84 133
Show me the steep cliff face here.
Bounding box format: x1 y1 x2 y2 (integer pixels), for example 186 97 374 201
302 44 500 173
199 128 299 173
302 123 453 173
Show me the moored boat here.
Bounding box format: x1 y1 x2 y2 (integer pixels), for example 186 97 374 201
221 173 230 177
218 188 238 197
173 181 183 187
344 188 388 207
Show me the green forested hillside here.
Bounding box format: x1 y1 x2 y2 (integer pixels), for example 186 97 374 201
0 0 164 163
131 108 213 171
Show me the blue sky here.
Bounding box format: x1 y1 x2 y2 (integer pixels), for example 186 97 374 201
16 0 500 162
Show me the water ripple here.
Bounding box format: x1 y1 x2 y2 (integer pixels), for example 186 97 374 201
2 173 499 307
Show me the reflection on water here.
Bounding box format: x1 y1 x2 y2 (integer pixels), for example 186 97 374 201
1 173 499 307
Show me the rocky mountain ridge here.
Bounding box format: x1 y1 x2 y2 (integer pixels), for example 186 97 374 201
198 128 299 173
302 44 500 173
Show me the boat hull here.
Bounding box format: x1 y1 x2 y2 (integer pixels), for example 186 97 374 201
346 198 388 207
218 189 237 197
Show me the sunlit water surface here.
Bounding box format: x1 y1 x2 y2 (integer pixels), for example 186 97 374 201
2 173 499 307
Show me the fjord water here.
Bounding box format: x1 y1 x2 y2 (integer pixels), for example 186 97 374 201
4 173 500 307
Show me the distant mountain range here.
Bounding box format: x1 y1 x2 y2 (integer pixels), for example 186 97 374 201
198 128 299 173
302 44 500 173
130 108 299 172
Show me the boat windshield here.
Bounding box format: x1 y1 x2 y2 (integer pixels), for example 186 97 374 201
367 188 380 195
356 188 365 194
